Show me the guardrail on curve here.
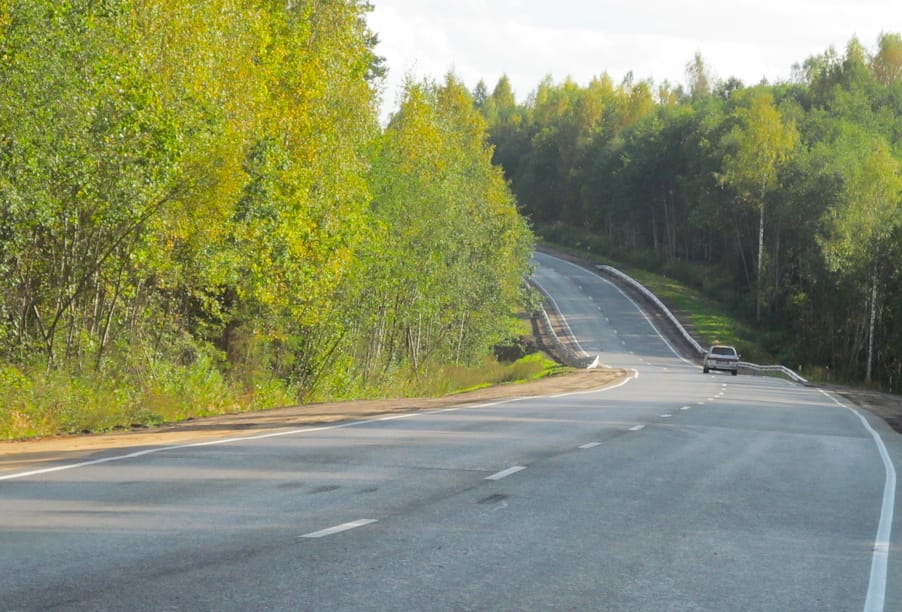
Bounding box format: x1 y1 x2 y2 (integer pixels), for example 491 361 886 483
528 280 599 369
594 265 808 384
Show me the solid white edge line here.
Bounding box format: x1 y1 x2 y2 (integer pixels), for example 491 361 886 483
300 519 377 539
485 466 526 481
550 368 639 398
0 420 365 482
819 389 895 612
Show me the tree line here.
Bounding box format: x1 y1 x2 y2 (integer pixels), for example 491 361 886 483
0 0 533 434
479 35 902 387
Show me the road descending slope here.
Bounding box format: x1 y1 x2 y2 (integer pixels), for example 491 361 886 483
1 251 899 611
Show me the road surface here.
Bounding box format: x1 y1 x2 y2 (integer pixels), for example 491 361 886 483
0 251 899 611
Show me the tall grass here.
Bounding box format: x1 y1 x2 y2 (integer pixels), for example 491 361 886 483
418 352 565 397
0 355 298 441
0 342 564 441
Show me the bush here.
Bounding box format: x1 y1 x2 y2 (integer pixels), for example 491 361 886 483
493 335 538 363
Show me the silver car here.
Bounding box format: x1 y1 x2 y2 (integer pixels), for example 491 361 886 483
703 345 739 375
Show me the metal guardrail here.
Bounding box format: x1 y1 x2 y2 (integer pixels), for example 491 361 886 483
529 281 599 369
595 265 808 384
596 265 706 356
737 362 808 383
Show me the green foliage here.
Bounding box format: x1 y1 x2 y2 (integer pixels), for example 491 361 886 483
819 137 902 272
340 74 534 393
484 34 902 387
0 1 535 437
719 89 799 204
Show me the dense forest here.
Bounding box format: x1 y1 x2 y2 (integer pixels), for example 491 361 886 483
478 35 902 389
4 2 900 439
0 1 533 437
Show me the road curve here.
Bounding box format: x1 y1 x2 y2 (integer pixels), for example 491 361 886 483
0 252 899 611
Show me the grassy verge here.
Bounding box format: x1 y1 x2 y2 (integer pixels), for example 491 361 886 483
420 352 568 397
0 336 566 442
615 266 773 363
0 358 297 441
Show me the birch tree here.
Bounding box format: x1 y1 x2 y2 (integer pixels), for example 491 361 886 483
719 89 799 321
820 137 902 382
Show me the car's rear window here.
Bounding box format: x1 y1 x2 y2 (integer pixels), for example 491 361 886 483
711 346 736 356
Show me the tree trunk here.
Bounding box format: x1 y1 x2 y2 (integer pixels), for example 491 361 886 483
773 220 781 296
736 227 751 289
756 200 765 322
866 270 877 384
662 188 672 259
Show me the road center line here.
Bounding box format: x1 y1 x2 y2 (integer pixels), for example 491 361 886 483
538 255 693 367
300 519 377 539
485 466 526 481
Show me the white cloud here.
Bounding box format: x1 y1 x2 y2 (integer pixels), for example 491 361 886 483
367 0 901 120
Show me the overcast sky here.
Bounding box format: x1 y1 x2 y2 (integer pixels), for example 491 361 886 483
367 1 900 119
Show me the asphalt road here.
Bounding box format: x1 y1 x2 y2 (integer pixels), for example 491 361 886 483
1 252 900 611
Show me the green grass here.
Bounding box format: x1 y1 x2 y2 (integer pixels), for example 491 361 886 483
0 336 567 441
618 266 772 363
0 356 298 441
417 351 568 397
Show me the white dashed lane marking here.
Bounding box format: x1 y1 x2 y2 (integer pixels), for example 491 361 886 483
300 519 377 539
579 442 601 449
486 466 526 481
